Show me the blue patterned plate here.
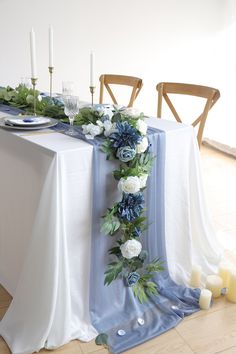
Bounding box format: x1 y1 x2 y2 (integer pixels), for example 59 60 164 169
4 116 50 126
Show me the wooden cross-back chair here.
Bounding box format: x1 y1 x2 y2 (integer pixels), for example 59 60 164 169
156 82 220 147
99 74 143 107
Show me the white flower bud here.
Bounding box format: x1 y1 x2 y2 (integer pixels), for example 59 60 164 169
136 119 147 135
139 174 148 188
120 239 142 259
136 137 148 153
118 176 141 194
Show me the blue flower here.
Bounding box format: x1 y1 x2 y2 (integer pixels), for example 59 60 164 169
126 272 140 287
117 192 145 221
116 146 136 162
133 227 142 238
110 121 142 149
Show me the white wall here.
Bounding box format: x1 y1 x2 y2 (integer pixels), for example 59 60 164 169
0 0 235 145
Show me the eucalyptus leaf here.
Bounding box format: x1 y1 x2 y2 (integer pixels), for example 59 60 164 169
95 333 108 346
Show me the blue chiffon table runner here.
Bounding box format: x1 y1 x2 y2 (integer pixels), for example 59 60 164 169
53 122 200 354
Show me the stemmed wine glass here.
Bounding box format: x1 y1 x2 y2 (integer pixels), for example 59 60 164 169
62 81 75 96
63 95 80 136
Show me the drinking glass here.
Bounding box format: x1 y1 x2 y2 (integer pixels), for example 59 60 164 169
62 81 75 96
63 95 80 136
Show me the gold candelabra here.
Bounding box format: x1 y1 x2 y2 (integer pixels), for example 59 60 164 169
31 77 38 116
48 66 54 97
89 86 95 106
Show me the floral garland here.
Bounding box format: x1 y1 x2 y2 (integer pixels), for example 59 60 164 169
0 85 66 118
77 105 164 303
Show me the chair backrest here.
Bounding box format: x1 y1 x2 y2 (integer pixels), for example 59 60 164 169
156 82 220 147
99 74 143 107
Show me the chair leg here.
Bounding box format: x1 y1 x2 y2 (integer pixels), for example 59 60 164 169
99 76 104 104
157 84 163 118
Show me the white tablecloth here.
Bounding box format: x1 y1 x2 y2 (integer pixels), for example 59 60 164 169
0 115 221 354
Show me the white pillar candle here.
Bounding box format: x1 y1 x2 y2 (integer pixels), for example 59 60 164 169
30 28 37 78
218 263 231 288
90 51 94 87
49 25 54 67
199 289 212 310
206 275 223 298
226 270 236 303
189 264 202 287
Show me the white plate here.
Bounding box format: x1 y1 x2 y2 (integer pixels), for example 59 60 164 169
0 117 58 131
4 116 50 126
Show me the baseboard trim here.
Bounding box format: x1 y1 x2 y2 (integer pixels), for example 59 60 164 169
203 138 236 158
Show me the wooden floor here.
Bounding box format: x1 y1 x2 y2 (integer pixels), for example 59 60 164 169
0 145 236 354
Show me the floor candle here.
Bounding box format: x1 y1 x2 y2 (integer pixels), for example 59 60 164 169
190 264 202 287
218 263 231 288
226 270 236 303
199 289 212 310
206 275 223 298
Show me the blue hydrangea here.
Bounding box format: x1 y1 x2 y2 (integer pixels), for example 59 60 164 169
117 192 145 221
110 121 142 149
116 146 136 162
126 272 140 287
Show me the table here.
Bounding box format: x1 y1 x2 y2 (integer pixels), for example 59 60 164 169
0 111 221 354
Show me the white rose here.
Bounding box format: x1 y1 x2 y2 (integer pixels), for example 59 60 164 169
122 107 140 118
103 120 116 137
118 176 141 194
82 124 90 135
120 239 142 259
82 123 103 139
37 95 42 102
95 105 114 119
136 137 148 153
136 119 147 135
103 106 114 119
96 120 104 128
139 174 148 188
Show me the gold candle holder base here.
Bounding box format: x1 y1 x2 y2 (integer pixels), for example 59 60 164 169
48 66 54 97
31 77 38 116
89 86 96 106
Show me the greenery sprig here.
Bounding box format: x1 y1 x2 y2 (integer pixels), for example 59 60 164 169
0 85 66 118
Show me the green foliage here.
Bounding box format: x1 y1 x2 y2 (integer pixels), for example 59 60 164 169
119 216 147 241
145 258 165 273
132 276 158 303
95 333 109 348
132 280 148 303
108 245 122 257
113 151 155 180
75 107 103 125
100 140 116 160
0 85 66 118
104 260 123 285
101 207 120 235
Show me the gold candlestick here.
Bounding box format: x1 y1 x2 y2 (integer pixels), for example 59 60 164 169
89 86 96 106
31 77 38 116
48 66 54 97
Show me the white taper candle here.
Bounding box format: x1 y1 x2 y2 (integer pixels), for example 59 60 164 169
49 25 54 67
30 28 37 78
90 51 94 87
